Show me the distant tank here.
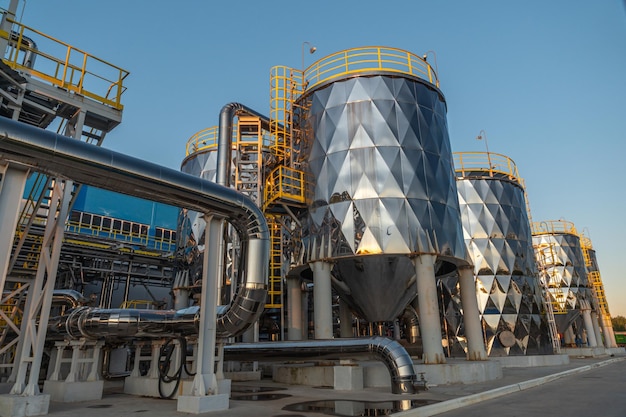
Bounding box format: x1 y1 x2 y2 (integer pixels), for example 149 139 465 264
532 220 593 343
445 152 552 356
294 47 466 322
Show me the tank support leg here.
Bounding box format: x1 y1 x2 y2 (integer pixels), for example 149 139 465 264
287 275 303 340
581 304 598 347
414 254 446 364
311 261 333 339
339 299 353 338
591 311 603 348
459 266 487 360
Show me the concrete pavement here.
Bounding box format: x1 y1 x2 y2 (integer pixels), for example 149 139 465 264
35 352 626 417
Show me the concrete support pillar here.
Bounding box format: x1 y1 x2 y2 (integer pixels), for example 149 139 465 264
601 314 617 348
458 266 487 361
339 299 353 338
42 340 105 402
581 308 598 347
414 254 446 364
301 289 310 339
147 342 163 379
591 311 603 348
564 326 575 346
286 276 303 340
310 261 333 339
130 342 145 378
177 215 229 413
0 164 29 294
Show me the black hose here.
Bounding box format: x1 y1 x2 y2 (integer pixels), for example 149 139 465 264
157 338 185 399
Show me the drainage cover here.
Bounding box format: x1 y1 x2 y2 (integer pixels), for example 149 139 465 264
283 399 438 415
231 393 292 401
232 385 287 393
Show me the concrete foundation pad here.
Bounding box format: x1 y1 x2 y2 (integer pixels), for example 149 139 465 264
42 380 104 402
273 362 334 387
334 365 363 390
490 354 570 368
562 347 612 358
180 378 231 397
273 359 503 390
0 394 50 417
410 360 502 386
176 394 229 414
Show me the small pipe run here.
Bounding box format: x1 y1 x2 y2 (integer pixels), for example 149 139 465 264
401 305 420 344
0 117 268 338
223 336 418 394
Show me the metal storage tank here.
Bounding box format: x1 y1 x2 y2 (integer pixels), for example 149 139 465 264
579 235 617 348
446 152 552 356
532 220 595 345
176 128 221 298
295 47 466 323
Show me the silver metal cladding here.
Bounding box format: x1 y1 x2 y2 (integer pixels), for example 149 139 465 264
446 169 552 356
532 231 591 334
298 74 466 322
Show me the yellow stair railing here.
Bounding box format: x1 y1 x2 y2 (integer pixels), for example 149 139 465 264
534 242 568 314
263 166 306 211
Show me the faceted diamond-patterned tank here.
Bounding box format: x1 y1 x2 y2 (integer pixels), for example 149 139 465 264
442 152 551 356
296 47 466 322
532 220 592 336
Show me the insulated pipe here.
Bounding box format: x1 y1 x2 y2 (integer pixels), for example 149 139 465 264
223 337 418 395
9 31 38 68
47 306 200 340
0 117 269 338
217 102 271 187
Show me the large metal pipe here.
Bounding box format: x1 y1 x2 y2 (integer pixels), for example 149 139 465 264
217 102 271 187
223 337 418 394
47 306 199 340
0 117 269 338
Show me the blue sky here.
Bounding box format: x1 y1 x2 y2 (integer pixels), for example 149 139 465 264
12 1 626 316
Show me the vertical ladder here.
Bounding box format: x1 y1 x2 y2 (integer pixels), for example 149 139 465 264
535 242 563 353
266 216 283 309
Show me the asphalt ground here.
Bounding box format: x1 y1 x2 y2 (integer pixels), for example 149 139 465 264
43 354 626 417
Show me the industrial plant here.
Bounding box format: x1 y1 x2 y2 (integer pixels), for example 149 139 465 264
0 3 622 416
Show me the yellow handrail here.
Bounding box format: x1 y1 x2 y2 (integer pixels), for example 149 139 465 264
185 126 219 155
531 220 578 236
303 46 439 93
0 18 129 110
453 152 521 184
263 166 306 210
185 122 275 157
